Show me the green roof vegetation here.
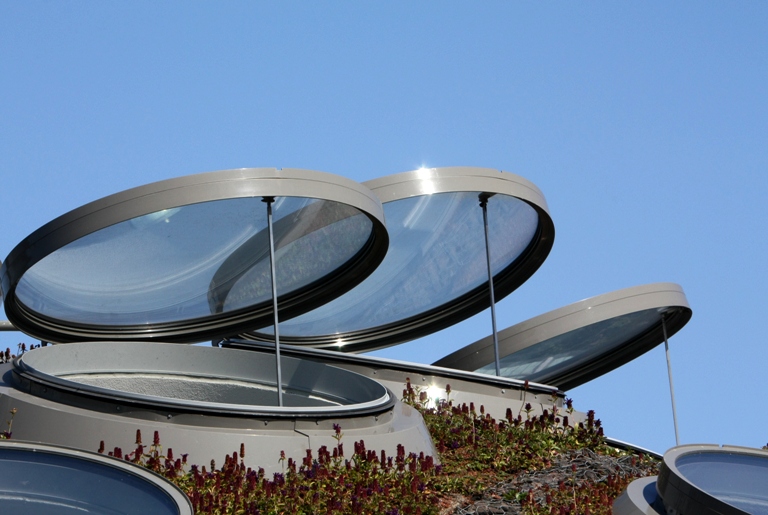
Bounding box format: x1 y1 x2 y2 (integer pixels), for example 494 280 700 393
82 379 657 514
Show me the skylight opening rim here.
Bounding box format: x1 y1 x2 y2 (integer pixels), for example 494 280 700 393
657 444 768 515
13 342 396 419
0 439 193 514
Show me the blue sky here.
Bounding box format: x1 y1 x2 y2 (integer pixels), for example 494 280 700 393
2 3 767 454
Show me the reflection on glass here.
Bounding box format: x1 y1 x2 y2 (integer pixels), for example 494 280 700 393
259 191 538 337
63 373 344 408
676 452 768 514
475 308 663 381
15 197 372 326
0 448 180 514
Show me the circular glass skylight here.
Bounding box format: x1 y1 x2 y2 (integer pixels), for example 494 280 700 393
15 342 393 417
433 283 691 390
1 168 387 343
0 440 192 514
244 167 554 351
657 445 768 515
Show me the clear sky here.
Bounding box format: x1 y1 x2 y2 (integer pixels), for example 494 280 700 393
1 3 767 454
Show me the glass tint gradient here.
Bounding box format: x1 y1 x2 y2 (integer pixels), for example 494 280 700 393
255 191 538 340
476 308 662 382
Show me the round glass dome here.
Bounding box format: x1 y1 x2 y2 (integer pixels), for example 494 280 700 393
1 168 387 343
244 167 554 351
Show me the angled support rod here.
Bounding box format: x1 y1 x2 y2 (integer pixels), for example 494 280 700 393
262 196 284 407
479 193 501 376
662 315 680 446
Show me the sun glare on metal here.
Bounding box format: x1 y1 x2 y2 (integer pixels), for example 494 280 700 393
415 167 436 194
424 384 445 409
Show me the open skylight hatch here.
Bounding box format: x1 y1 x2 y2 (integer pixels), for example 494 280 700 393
433 283 692 391
242 166 555 352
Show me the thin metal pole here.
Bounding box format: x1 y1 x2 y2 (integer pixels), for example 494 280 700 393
263 196 283 407
662 315 680 446
479 193 501 376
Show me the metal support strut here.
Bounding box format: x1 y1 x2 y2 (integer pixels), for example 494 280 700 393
479 193 501 376
662 315 680 446
263 196 284 407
